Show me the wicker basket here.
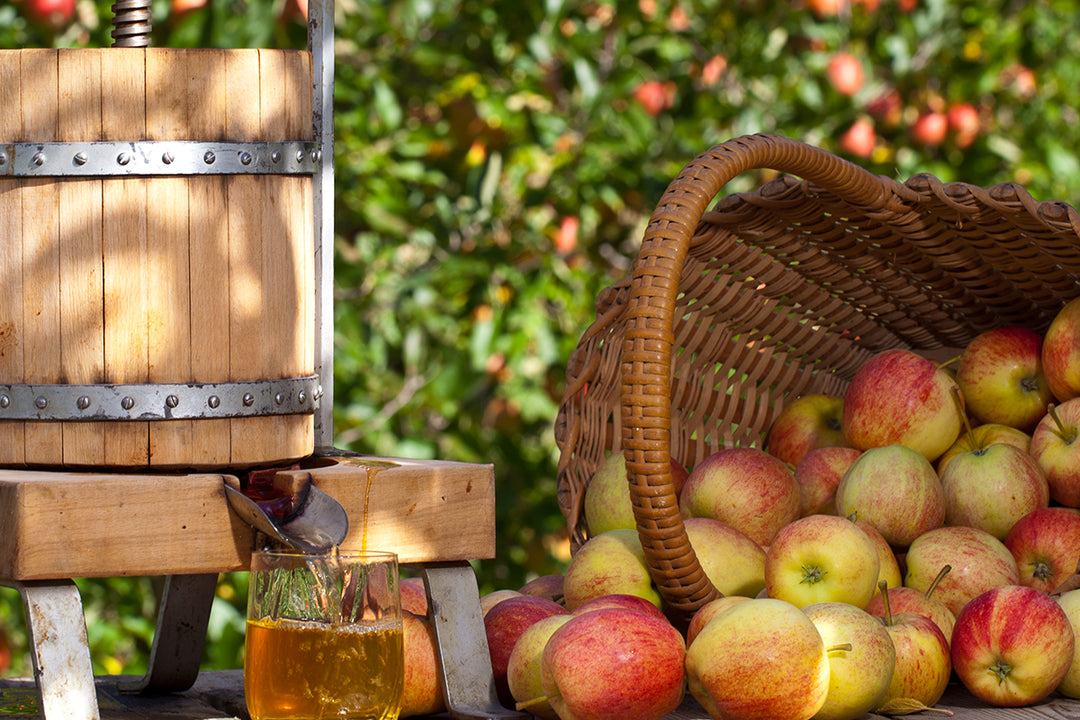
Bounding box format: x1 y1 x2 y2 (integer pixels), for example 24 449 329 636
554 132 1080 624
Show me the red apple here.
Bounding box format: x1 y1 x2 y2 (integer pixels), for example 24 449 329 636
541 608 685 720
679 447 800 546
947 102 980 148
685 596 752 647
803 602 897 720
1042 296 1080 401
833 444 945 550
795 445 861 516
855 518 903 593
633 80 674 116
571 593 667 620
826 53 865 96
684 517 767 599
865 567 956 647
911 111 948 146
685 598 830 720
1055 588 1080 699
400 576 429 617
1004 506 1080 593
1030 399 1080 507
561 529 662 610
765 393 847 468
904 525 1020 617
24 0 75 28
519 574 565 604
955 326 1053 432
400 611 445 718
936 422 1031 474
951 584 1074 706
838 118 876 159
842 349 963 462
875 604 952 712
764 514 880 609
480 589 523 617
484 595 570 707
868 88 903 127
807 0 847 17
506 614 574 720
939 442 1049 540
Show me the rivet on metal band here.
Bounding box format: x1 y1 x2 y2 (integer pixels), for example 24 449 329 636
0 376 320 421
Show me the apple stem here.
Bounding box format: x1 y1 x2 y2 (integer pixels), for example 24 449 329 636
938 356 961 369
515 695 554 711
950 386 972 438
1048 403 1079 444
925 564 952 600
826 643 853 656
878 579 893 626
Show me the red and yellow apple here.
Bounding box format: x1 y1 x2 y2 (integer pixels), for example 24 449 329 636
484 595 570 707
400 611 445 718
561 529 662 610
1003 506 1080 593
1030 399 1080 507
765 393 847 468
1041 296 1080 401
794 446 862 517
954 326 1053 432
904 526 1020 617
507 614 574 720
936 422 1031 474
684 517 767 598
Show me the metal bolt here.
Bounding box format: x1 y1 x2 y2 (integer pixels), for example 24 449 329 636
73 152 89 166
76 396 91 410
204 151 216 165
0 152 7 166
165 394 179 408
34 396 47 409
298 390 307 405
32 152 45 167
121 396 135 410
310 149 320 163
296 150 305 163
117 152 132 166
274 392 285 405
208 395 220 409
313 385 324 401
239 151 253 166
242 392 255 406
0 395 8 408
162 151 175 165
270 151 282 164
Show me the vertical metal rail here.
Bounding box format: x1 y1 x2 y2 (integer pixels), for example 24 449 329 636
310 0 336 452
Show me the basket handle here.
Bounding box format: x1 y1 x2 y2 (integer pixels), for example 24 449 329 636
621 133 897 617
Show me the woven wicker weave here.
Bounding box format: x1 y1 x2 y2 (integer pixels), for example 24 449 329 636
554 132 1080 623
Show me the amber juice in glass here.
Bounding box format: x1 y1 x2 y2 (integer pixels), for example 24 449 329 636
245 548 403 720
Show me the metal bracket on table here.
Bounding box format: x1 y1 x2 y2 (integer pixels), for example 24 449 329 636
0 579 100 720
118 573 219 695
419 562 529 720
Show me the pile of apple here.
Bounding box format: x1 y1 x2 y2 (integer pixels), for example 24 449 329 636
397 296 1080 720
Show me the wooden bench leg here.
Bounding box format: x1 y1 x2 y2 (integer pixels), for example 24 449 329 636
118 573 219 695
0 579 100 720
419 562 528 720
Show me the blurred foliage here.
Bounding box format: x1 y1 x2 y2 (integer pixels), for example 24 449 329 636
2 0 1080 677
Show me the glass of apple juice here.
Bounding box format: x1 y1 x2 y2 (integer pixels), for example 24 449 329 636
244 546 403 720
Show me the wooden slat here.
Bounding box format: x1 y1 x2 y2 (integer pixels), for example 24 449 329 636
20 50 63 467
186 49 233 467
58 49 106 467
146 49 193 467
225 50 274 466
0 51 26 466
101 48 149 467
0 456 495 579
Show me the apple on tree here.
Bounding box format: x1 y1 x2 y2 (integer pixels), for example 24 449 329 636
680 447 800 546
764 393 847 468
951 584 1075 707
764 514 880 609
1004 506 1080 593
841 348 963 462
538 608 686 720
803 602 896 720
685 598 830 720
954 326 1053 432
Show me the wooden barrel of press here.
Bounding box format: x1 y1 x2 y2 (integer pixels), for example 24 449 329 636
0 48 315 470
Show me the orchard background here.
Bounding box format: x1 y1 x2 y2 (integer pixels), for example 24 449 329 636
1 0 1078 678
